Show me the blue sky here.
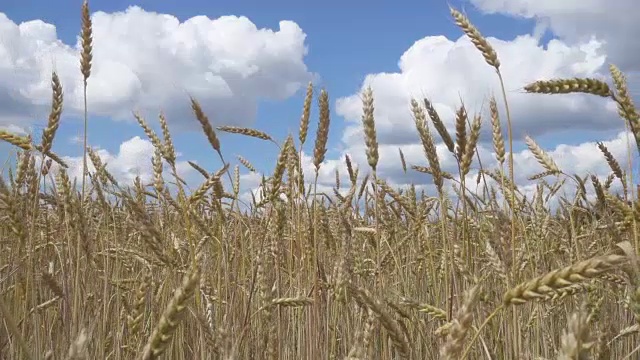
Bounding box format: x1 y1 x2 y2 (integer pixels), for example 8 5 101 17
0 0 638 199
2 0 536 160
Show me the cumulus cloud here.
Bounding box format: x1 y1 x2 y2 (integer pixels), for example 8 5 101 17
47 135 275 213
507 130 633 204
0 7 312 129
305 23 636 202
60 131 631 209
0 124 27 135
58 136 273 210
299 130 634 209
237 171 267 206
337 34 614 141
59 136 195 186
332 32 624 187
469 0 640 72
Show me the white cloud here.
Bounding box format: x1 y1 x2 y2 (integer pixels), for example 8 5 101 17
0 7 312 129
498 130 632 207
133 126 633 211
53 135 276 209
0 124 27 135
336 34 614 145
237 171 266 206
469 0 640 72
296 130 634 211
331 31 625 189
58 136 196 187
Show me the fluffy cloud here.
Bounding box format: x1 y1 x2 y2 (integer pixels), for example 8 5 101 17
60 136 195 186
337 34 615 141
50 135 274 211
302 130 633 209
237 171 267 206
60 130 630 209
53 130 632 209
332 32 624 187
510 130 632 204
469 0 640 72
0 7 312 129
0 124 27 135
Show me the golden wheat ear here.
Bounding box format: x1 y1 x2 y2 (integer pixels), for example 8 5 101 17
524 78 611 97
361 86 379 172
140 267 201 360
312 89 331 171
503 253 628 306
0 130 32 151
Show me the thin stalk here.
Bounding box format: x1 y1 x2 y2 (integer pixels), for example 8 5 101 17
0 296 33 360
496 69 520 358
81 82 88 201
372 170 380 289
461 305 505 360
170 163 201 310
439 195 453 321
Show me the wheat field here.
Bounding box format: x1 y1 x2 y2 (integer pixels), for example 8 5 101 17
2 2 640 359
